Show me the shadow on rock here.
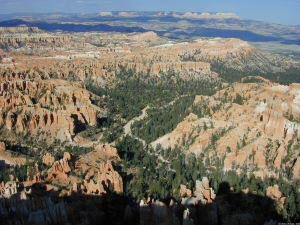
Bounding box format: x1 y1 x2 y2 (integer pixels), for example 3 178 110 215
0 182 285 225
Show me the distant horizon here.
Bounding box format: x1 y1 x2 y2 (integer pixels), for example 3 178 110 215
0 0 299 26
0 11 299 27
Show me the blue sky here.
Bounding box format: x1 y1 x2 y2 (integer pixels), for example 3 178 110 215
0 0 299 25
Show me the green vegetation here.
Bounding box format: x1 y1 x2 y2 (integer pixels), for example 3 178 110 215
233 93 245 105
241 76 265 83
191 100 212 118
0 159 36 183
3 64 300 222
115 134 300 222
86 67 300 222
0 129 93 163
116 135 207 200
86 67 220 121
284 113 300 123
115 135 300 223
64 145 93 157
211 61 300 84
86 67 221 143
131 96 194 143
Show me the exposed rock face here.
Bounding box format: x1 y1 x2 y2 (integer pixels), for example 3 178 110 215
131 31 160 42
0 75 103 142
266 185 286 209
153 81 300 179
180 184 192 197
0 27 295 225
75 145 123 194
0 26 71 53
194 177 216 204
0 26 42 34
3 31 281 85
172 12 240 20
0 180 18 198
63 152 71 161
0 142 123 202
181 177 216 207
42 153 55 166
0 141 5 150
46 152 72 186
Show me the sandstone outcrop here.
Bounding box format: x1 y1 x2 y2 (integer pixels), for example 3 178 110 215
0 180 18 198
180 184 192 197
0 76 103 142
46 152 72 185
194 177 216 204
0 26 295 225
2 30 275 84
181 177 216 206
42 153 55 166
75 145 123 194
266 185 286 209
152 81 300 179
173 12 240 20
0 26 71 54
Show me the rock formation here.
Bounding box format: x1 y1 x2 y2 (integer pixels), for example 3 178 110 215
75 145 123 194
266 185 286 209
181 177 216 206
0 76 103 142
42 153 55 166
0 27 299 225
180 184 192 197
152 81 300 179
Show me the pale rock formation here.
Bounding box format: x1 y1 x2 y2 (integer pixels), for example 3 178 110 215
194 177 216 204
131 31 160 42
0 180 18 198
0 141 5 150
46 152 72 185
151 81 300 179
0 76 102 142
42 153 55 166
182 177 216 206
180 184 192 197
63 152 71 161
0 141 27 166
266 185 286 209
75 145 123 194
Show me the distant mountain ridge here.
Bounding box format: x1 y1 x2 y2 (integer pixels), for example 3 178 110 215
0 12 299 56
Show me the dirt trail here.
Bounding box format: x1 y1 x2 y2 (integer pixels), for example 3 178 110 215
123 106 149 145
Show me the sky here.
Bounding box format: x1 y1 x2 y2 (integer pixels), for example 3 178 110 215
0 0 299 25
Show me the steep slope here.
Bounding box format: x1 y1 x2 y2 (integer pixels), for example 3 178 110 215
149 79 300 179
0 71 103 143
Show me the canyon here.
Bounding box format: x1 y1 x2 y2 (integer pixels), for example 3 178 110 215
0 24 300 225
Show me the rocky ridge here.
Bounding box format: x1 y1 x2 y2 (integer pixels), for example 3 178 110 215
0 73 102 142
151 80 300 179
